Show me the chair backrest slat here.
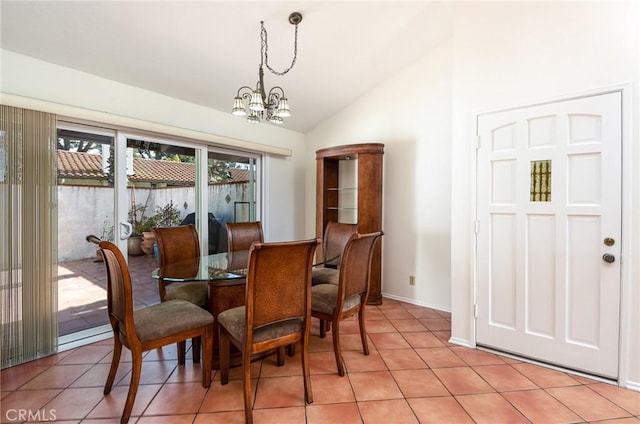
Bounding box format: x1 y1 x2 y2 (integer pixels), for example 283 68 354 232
226 222 264 253
339 232 383 300
153 225 201 282
153 224 201 267
99 241 137 341
246 239 319 330
323 222 357 268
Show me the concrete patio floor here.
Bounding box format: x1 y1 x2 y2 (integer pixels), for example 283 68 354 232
57 254 159 336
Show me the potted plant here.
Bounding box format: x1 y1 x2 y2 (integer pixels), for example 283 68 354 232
94 216 115 262
152 202 181 228
140 202 182 255
128 202 152 256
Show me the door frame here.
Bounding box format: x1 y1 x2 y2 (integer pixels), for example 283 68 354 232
471 84 633 386
114 131 209 255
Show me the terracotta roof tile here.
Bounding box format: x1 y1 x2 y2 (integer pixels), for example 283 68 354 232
229 168 249 182
57 151 250 184
130 157 195 184
57 150 105 179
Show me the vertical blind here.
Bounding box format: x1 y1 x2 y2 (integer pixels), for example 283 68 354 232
1 105 58 368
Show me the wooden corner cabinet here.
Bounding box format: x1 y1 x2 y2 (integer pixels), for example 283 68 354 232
316 143 384 305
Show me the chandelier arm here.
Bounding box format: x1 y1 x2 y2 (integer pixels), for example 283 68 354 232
266 87 283 109
267 86 285 100
236 86 254 97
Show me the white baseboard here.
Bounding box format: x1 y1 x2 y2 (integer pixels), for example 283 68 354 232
449 337 473 348
624 380 640 392
381 293 451 313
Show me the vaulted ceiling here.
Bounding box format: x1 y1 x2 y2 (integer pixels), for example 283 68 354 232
1 1 453 133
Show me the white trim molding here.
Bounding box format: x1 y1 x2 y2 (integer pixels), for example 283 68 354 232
0 92 292 157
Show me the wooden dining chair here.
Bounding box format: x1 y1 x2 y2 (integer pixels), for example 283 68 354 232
217 238 320 424
225 221 264 271
226 221 264 252
97 240 214 424
153 224 208 364
312 221 357 286
311 231 383 376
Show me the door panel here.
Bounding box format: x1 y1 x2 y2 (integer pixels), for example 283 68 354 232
206 150 259 253
526 214 555 338
476 92 622 379
56 123 116 336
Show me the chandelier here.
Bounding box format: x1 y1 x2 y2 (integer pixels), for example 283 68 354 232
232 12 302 125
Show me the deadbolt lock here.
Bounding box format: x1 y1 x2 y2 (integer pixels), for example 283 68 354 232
604 237 615 246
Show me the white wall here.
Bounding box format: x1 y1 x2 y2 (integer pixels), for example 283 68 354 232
306 40 454 311
0 50 308 242
449 1 639 387
306 1 639 388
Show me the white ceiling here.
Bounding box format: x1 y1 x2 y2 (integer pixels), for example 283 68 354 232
1 1 453 133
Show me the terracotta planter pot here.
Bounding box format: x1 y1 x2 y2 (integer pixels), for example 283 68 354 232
140 232 155 255
127 236 144 256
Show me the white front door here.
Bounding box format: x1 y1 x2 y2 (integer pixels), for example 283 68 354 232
475 92 622 379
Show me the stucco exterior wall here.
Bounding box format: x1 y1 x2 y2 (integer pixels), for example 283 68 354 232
57 183 249 261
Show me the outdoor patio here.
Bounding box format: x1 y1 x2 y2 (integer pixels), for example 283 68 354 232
57 254 159 336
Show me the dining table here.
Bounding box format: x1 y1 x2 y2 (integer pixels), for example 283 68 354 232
152 249 253 368
153 249 336 369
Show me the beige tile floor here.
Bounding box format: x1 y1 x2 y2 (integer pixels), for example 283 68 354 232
2 299 639 423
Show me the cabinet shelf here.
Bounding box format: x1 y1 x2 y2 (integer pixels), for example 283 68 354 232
316 143 384 305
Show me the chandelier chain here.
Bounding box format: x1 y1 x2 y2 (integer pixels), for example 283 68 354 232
260 21 298 76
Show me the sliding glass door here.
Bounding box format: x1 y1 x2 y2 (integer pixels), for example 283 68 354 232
56 123 116 337
56 122 261 342
120 134 198 281
206 150 259 253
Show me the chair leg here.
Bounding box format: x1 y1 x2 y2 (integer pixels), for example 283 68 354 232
331 319 346 377
287 343 296 357
158 280 168 302
243 351 254 424
104 335 122 395
277 346 285 366
122 348 143 424
201 327 213 388
301 330 313 404
219 331 230 385
358 307 370 356
319 319 326 338
192 337 201 364
177 340 186 365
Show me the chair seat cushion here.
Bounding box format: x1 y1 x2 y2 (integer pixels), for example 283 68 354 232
134 300 214 342
165 282 208 307
311 283 361 315
218 306 302 343
311 267 339 286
